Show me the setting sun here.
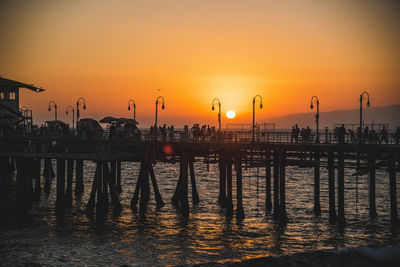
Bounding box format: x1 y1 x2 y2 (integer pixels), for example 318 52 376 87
226 110 236 119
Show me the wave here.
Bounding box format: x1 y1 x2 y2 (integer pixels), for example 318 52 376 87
195 244 400 267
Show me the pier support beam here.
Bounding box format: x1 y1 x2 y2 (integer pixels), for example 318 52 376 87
66 159 74 207
337 148 345 229
189 157 200 205
149 162 165 209
75 159 84 196
314 151 321 216
96 161 105 226
218 151 227 207
279 150 287 223
389 155 398 230
0 157 10 202
236 152 244 220
55 159 66 216
34 158 41 198
368 149 377 218
328 151 336 224
226 155 233 216
273 150 280 217
265 150 272 213
104 162 122 213
116 161 122 193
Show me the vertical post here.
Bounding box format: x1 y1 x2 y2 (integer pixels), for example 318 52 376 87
66 159 74 207
110 161 117 188
75 159 84 196
116 161 122 193
328 151 336 223
55 159 66 216
189 156 200 204
273 150 280 217
148 161 165 209
180 150 190 216
139 160 150 216
314 150 321 216
279 150 287 222
218 151 227 207
265 150 272 212
34 158 41 198
102 162 109 210
226 155 233 216
337 148 345 229
44 159 51 196
96 161 105 226
389 155 398 230
236 152 244 219
368 149 377 218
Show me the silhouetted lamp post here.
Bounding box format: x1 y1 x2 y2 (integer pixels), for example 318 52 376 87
48 101 57 120
310 96 320 143
211 98 221 131
252 95 263 142
76 97 86 132
155 96 165 128
128 99 136 121
359 91 370 143
66 106 75 131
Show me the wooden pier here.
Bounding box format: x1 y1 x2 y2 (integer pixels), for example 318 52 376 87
1 136 399 231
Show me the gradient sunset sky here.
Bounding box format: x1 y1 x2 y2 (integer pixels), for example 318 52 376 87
0 0 399 127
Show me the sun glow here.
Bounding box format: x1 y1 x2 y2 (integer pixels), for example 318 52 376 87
226 110 236 119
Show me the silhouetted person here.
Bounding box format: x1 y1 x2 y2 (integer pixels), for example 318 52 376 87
380 126 388 144
338 124 346 144
395 126 400 144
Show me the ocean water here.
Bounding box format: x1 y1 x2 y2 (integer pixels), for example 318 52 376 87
0 160 399 266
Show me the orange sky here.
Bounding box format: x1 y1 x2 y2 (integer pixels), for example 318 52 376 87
0 0 399 127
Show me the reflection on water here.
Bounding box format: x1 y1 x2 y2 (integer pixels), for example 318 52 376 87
0 160 399 265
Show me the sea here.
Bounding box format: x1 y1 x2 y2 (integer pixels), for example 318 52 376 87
1 160 399 266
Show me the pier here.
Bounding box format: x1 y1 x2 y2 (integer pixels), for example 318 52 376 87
1 133 399 231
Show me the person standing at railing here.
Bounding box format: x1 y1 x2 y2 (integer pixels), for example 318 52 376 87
380 126 388 144
394 126 400 144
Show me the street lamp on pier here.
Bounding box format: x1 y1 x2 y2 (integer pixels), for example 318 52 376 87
310 96 320 143
48 101 57 120
76 97 86 132
211 98 221 131
66 106 75 131
359 91 370 143
252 95 263 142
128 99 136 121
155 96 165 128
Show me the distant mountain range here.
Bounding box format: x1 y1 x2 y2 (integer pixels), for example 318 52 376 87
268 104 400 130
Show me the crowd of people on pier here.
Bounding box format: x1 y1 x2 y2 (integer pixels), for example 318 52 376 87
290 125 314 143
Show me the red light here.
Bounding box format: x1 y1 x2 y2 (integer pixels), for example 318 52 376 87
163 144 174 155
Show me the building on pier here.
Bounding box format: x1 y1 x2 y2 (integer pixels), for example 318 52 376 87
0 77 44 135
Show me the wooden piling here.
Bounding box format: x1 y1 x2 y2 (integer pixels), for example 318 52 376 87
104 162 122 213
368 149 377 218
279 150 287 222
236 153 245 219
131 162 145 210
273 150 280 217
96 161 105 225
189 157 200 204
389 154 398 230
0 157 9 200
337 148 345 229
34 158 41 198
328 151 336 224
44 159 51 195
314 151 321 216
139 160 151 216
110 161 117 189
148 162 165 209
180 151 190 216
218 152 227 207
116 161 122 193
265 150 272 213
226 155 233 216
75 159 84 196
55 159 66 216
85 163 99 215
102 162 109 210
66 159 74 207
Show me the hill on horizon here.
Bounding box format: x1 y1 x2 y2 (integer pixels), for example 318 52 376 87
268 104 400 130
